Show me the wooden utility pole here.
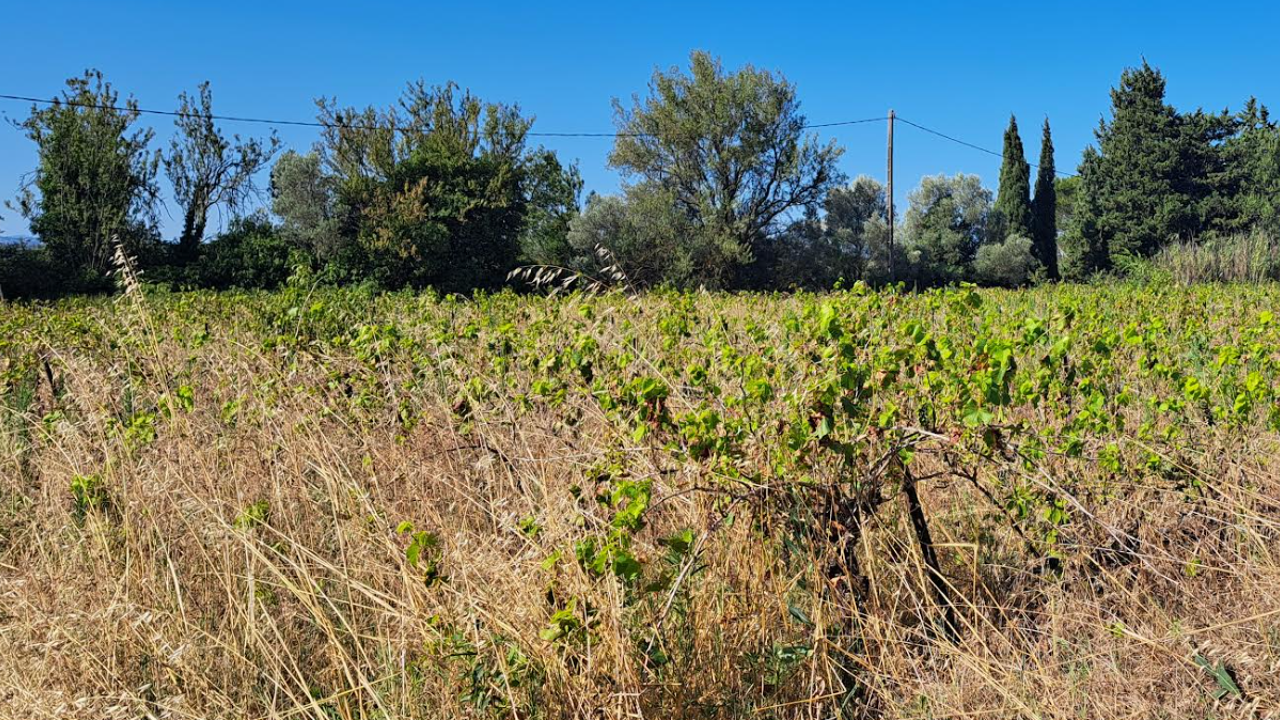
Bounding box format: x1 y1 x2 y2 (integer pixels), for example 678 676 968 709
887 109 895 283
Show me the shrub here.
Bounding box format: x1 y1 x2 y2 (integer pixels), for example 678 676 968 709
196 214 298 290
973 235 1037 287
0 242 116 299
567 185 725 289
0 243 59 299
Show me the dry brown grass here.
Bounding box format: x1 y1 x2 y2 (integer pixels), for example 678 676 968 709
1 284 1278 719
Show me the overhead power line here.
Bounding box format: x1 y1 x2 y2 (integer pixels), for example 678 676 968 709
529 116 890 135
800 117 890 129
895 116 1078 178
0 92 349 130
0 91 1074 176
0 92 884 138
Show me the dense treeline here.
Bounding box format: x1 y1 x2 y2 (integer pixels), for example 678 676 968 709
2 56 1278 299
1067 63 1280 275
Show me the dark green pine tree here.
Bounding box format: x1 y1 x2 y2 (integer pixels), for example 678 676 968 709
1031 118 1059 279
1210 98 1280 236
1077 147 1111 273
994 115 1033 241
1076 61 1202 271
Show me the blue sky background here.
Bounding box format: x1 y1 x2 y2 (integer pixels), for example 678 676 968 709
2 0 1278 238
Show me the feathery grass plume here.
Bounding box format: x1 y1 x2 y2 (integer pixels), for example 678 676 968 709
110 234 143 299
110 233 170 387
508 243 635 296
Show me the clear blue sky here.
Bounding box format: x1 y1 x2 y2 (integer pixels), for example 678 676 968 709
2 0 1278 238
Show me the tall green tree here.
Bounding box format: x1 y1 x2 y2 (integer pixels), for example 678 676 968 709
517 149 583 266
1031 118 1059 279
1210 98 1280 236
1075 147 1111 273
165 82 280 261
993 115 1033 241
270 150 345 262
822 175 894 283
771 176 892 289
901 173 992 285
317 81 533 290
11 69 159 279
313 81 580 290
1076 61 1203 270
608 51 844 287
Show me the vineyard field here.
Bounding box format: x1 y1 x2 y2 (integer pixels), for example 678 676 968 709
2 282 1279 718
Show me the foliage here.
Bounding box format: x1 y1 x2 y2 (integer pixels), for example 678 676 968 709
973 234 1037 287
270 150 347 262
312 81 578 292
233 499 271 529
6 61 1280 300
194 213 298 290
1032 118 1060 279
1070 61 1280 272
1208 98 1280 237
165 81 280 261
69 474 110 522
771 176 896 289
608 51 845 287
516 149 583 266
10 69 160 278
566 185 707 289
0 243 64 299
1075 61 1201 269
1055 175 1091 280
993 115 1033 241
901 173 992 284
1149 231 1280 284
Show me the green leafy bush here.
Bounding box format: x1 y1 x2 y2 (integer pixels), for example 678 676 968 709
973 235 1037 287
195 214 298 290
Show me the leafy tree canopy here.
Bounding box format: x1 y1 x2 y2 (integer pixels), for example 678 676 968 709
313 81 579 291
902 173 992 285
608 51 845 285
166 81 280 261
11 69 160 278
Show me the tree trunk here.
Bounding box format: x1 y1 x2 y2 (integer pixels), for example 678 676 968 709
177 199 208 264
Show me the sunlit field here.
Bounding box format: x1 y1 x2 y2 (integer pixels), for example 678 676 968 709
2 281 1278 719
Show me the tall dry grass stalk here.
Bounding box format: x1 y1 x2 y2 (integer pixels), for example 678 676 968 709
1154 231 1280 284
0 285 1278 719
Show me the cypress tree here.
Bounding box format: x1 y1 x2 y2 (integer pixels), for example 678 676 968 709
1032 118 1059 279
994 115 1033 241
